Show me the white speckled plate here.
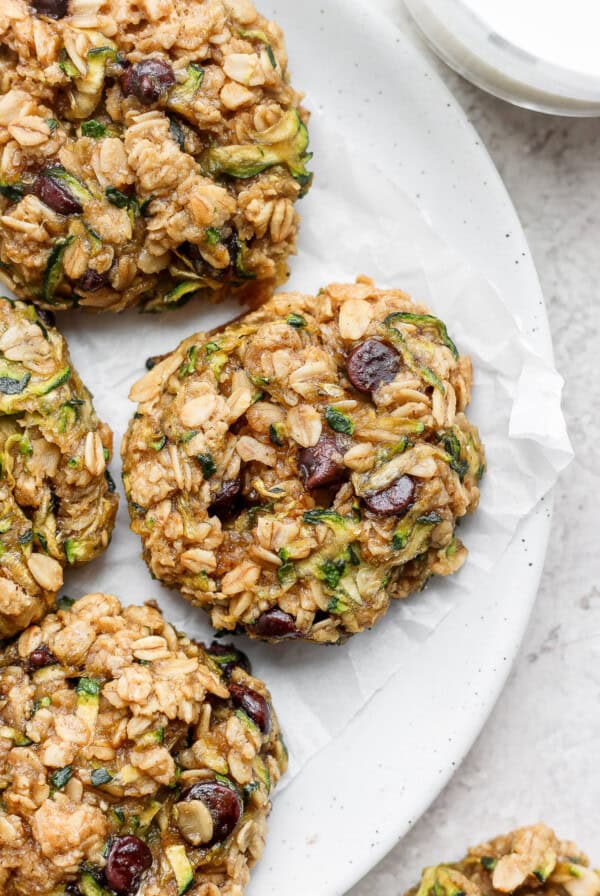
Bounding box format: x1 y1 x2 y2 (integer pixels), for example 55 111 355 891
247 1 553 894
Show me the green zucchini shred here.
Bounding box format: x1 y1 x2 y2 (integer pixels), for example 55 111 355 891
178 345 198 377
91 767 113 786
105 186 135 210
59 50 79 79
68 46 118 120
150 435 167 452
169 116 186 150
325 406 354 435
269 422 285 446
50 765 73 790
383 311 459 359
76 677 101 697
196 453 216 479
0 180 24 202
43 166 92 205
164 280 202 306
65 537 85 564
319 558 345 590
302 509 351 532
480 857 497 871
202 110 312 191
43 236 75 303
167 63 205 115
238 28 278 68
277 548 296 586
205 227 221 245
81 119 108 138
0 372 31 395
382 320 445 394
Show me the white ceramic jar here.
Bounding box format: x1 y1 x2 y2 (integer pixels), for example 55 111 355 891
404 0 600 115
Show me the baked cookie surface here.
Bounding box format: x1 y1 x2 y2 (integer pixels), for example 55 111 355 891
0 0 311 311
123 278 485 644
0 298 117 638
406 824 599 896
0 594 286 895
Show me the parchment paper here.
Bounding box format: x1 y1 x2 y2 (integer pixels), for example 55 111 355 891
43 109 572 788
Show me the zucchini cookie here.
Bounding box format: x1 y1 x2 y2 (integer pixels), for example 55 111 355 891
0 0 312 312
407 823 599 896
0 298 117 638
0 594 287 896
122 278 485 644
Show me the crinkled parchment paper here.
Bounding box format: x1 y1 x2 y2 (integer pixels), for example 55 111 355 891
19 110 571 788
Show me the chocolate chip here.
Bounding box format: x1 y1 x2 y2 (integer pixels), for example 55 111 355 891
229 683 271 734
36 308 56 328
31 0 68 18
75 268 110 292
251 608 299 640
206 641 251 677
33 175 82 216
298 434 347 490
346 338 401 393
121 59 176 105
105 836 152 895
362 475 415 516
180 779 242 845
209 476 242 521
65 884 82 896
27 644 57 672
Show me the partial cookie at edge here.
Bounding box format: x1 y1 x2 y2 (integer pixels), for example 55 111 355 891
0 593 286 895
0 297 118 637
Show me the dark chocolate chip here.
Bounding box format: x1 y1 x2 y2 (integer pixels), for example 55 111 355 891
362 475 415 516
298 434 346 490
209 476 242 521
105 835 152 895
65 884 82 896
346 338 401 393
75 268 111 292
33 174 82 215
35 308 56 328
121 59 176 105
31 0 68 18
251 608 299 640
180 779 242 845
27 644 57 672
206 641 251 677
228 683 271 734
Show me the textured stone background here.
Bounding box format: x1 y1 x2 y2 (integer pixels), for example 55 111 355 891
351 2 600 893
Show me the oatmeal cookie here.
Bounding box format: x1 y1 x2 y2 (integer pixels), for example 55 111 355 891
0 297 117 638
406 823 600 896
0 0 311 312
0 594 286 895
122 278 485 644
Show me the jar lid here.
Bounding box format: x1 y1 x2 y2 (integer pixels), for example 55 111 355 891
405 0 600 116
